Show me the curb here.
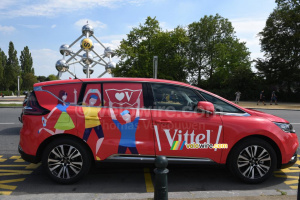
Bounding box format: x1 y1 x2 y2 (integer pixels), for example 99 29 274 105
0 189 297 200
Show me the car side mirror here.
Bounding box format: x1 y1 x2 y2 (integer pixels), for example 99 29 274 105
197 101 215 114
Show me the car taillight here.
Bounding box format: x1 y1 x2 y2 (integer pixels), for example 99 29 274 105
23 92 50 115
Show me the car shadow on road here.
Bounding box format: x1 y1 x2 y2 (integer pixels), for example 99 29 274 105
12 162 288 195
0 127 21 135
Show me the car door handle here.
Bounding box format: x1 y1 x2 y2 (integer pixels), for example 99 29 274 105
155 120 172 124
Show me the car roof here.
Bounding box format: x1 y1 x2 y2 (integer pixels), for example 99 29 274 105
34 77 196 89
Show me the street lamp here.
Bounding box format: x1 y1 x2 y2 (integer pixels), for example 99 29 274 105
17 76 20 97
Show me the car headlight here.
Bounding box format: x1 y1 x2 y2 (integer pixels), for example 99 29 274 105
274 122 295 133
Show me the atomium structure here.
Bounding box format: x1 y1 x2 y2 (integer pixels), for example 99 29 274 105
56 23 116 78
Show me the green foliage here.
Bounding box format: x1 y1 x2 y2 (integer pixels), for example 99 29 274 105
114 17 189 82
20 46 35 90
22 72 37 90
257 0 300 95
0 48 6 90
20 46 34 74
4 42 21 91
37 75 47 82
46 74 58 81
187 14 254 96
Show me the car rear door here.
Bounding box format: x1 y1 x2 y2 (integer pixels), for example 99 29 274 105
100 82 155 159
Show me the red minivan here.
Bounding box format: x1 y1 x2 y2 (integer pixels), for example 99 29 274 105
19 78 298 184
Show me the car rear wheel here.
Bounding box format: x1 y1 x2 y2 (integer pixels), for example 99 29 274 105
42 138 91 184
228 138 277 183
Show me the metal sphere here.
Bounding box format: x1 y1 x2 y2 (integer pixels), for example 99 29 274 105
81 38 94 50
81 53 94 65
59 44 72 56
83 67 94 75
82 24 94 36
155 156 168 169
55 59 69 72
105 61 116 74
104 47 115 57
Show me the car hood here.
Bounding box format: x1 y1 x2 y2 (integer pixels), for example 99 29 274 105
246 109 289 123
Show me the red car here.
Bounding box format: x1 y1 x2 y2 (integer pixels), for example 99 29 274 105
19 78 298 184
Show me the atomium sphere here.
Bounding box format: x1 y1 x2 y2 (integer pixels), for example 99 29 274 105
82 24 94 36
104 47 115 57
55 59 69 72
105 61 116 74
81 53 94 65
81 38 94 50
83 67 94 75
59 44 72 56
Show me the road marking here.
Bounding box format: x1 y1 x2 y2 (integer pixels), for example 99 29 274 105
0 178 25 190
0 163 41 169
274 158 300 189
0 156 7 163
0 155 40 195
143 168 154 193
0 191 12 195
0 169 32 176
9 156 25 163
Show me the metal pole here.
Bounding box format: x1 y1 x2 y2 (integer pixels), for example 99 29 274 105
17 76 20 97
153 56 158 79
154 156 168 200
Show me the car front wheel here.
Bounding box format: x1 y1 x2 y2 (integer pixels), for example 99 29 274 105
42 138 91 184
228 138 277 184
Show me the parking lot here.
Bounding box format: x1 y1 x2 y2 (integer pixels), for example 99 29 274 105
0 107 299 199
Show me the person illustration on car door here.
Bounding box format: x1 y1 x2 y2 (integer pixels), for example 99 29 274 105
82 88 104 160
38 89 77 135
109 98 140 154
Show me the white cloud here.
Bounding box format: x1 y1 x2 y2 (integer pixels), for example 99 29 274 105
231 18 266 34
20 24 41 29
74 19 107 30
0 0 152 18
51 24 56 29
31 49 61 76
0 25 16 34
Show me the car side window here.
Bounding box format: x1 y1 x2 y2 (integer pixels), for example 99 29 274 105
151 83 203 111
199 92 244 113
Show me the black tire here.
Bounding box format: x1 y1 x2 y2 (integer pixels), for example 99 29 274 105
42 138 91 184
227 138 277 184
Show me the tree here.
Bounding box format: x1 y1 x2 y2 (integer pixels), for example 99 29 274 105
186 14 252 89
0 48 6 90
257 0 300 95
22 72 37 90
20 46 34 74
37 76 47 82
20 46 35 90
46 74 58 81
114 17 189 82
4 42 21 91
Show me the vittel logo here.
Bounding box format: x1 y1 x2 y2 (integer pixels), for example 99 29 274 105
154 125 223 152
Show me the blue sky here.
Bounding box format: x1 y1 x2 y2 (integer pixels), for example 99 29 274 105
0 0 277 80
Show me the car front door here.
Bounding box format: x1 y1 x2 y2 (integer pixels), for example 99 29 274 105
150 83 224 163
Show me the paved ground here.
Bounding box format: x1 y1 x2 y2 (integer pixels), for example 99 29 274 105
0 107 299 200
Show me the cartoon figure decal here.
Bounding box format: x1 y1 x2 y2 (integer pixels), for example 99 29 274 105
109 98 140 154
39 89 77 135
82 88 104 160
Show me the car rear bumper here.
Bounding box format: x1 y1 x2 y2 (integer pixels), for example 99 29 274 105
18 144 39 164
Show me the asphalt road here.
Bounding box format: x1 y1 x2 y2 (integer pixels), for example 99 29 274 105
0 107 299 198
